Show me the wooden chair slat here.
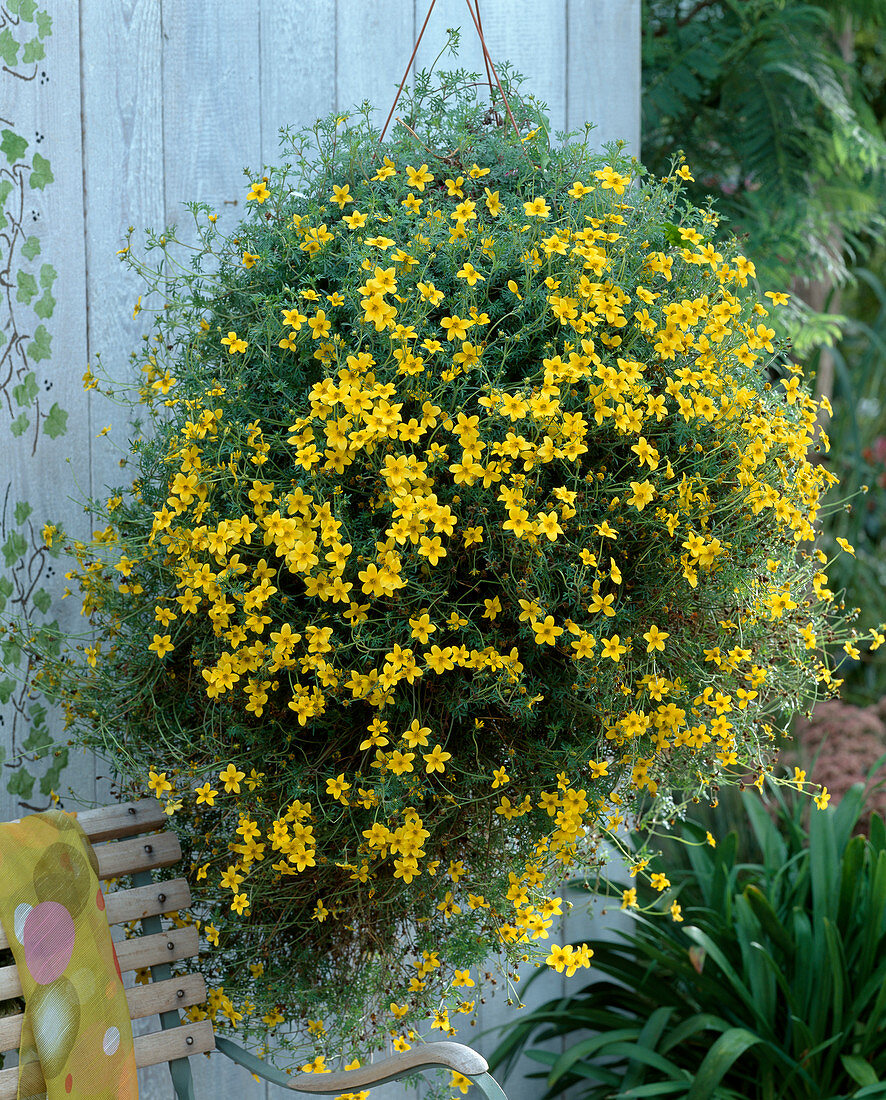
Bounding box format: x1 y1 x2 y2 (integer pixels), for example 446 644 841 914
4 800 167 843
0 878 192 952
0 1020 215 1098
73 800 168 843
93 830 182 879
133 1019 216 1068
0 926 200 1001
0 973 207 1054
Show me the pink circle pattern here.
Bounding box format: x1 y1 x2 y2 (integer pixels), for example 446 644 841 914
22 901 75 985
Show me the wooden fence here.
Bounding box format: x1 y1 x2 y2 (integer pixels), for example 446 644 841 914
1 2 639 1095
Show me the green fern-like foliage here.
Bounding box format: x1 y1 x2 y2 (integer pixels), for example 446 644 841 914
642 0 886 349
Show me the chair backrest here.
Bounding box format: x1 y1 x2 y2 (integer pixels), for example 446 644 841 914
0 800 214 1098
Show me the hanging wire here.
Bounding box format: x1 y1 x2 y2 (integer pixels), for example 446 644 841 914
379 0 438 143
462 0 524 147
379 0 526 154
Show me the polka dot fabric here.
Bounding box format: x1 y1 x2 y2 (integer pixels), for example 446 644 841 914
0 811 138 1099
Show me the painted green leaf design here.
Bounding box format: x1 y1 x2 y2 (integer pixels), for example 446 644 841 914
2 530 27 567
0 28 19 67
39 262 56 288
2 638 22 667
22 235 41 260
21 37 45 63
34 290 55 319
43 402 67 438
0 678 15 705
14 501 33 525
0 745 5 767
7 768 36 799
16 269 38 304
32 587 52 614
10 412 30 437
23 724 51 756
0 576 13 613
36 621 61 658
8 0 38 20
27 323 51 361
13 371 38 407
0 128 27 164
36 11 52 38
29 152 53 190
40 750 69 796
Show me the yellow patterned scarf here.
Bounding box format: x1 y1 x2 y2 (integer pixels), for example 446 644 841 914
0 811 138 1099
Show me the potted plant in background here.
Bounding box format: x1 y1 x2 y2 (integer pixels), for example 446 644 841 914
487 780 886 1099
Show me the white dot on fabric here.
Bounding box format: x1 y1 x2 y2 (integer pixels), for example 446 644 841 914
103 1026 120 1056
13 903 33 944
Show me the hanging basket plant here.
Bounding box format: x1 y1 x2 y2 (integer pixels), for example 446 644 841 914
33 55 861 1070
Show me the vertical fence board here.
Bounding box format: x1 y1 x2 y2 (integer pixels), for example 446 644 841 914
161 0 261 244
335 0 415 127
0 2 94 818
78 0 165 815
260 0 337 169
568 0 641 152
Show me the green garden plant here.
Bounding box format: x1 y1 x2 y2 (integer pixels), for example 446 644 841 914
489 781 886 1099
4 57 867 1070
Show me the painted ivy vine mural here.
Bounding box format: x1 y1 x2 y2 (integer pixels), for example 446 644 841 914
0 0 70 807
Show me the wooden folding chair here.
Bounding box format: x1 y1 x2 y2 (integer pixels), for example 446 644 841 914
0 800 507 1099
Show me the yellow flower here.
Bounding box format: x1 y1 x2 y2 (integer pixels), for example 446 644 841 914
456 262 485 286
484 188 502 216
594 166 631 193
643 625 669 653
387 750 416 776
403 721 430 751
219 763 246 793
836 537 855 556
405 163 433 191
482 596 502 620
231 892 250 915
246 180 270 203
815 786 831 810
601 635 628 662
325 773 351 803
533 615 563 645
523 196 551 218
621 887 638 909
205 923 220 946
148 633 173 658
148 769 173 798
330 183 352 208
451 1072 471 1095
342 210 367 229
195 782 217 806
423 744 452 774
220 331 248 354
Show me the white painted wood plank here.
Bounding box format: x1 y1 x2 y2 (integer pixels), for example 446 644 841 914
78 0 166 812
412 0 568 138
568 0 641 153
260 1 337 168
161 1 261 244
0 1 97 819
335 0 416 128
